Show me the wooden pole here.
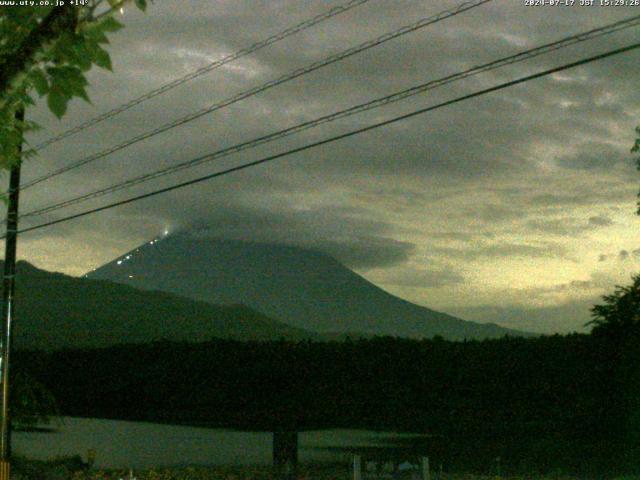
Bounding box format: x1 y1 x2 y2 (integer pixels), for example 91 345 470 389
422 456 430 480
0 107 23 480
353 454 362 480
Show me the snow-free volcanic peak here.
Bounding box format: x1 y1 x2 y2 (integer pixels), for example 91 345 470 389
86 230 530 340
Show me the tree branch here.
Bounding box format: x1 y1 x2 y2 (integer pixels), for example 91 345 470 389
0 6 78 98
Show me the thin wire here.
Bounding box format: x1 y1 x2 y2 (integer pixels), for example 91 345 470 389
19 0 492 192
31 0 373 151
9 41 640 239
17 14 640 221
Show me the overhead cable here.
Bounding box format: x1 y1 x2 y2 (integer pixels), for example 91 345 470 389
17 14 640 221
9 41 640 238
32 0 374 151
19 0 492 191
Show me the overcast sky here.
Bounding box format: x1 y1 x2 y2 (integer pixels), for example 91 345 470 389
11 0 640 334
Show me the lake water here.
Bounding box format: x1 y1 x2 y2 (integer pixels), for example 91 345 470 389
13 417 422 469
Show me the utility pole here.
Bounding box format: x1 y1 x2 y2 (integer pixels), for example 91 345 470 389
0 107 24 480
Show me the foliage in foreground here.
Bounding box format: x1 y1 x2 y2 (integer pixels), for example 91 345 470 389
12 274 640 477
15 330 639 476
12 462 616 480
11 460 353 480
0 0 150 170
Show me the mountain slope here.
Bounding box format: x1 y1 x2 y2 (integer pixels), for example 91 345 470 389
6 261 314 350
87 232 529 340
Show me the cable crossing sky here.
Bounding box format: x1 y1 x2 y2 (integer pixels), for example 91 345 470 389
15 13 640 223
31 0 374 152
7 41 639 240
18 0 492 192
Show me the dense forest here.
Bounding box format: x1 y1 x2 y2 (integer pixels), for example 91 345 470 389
13 326 640 476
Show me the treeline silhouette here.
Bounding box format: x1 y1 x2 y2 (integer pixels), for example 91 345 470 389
14 331 639 475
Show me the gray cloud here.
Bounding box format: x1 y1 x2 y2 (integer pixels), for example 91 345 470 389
588 215 613 227
432 241 568 261
426 231 494 241
381 267 465 289
530 194 588 207
595 249 640 263
569 280 593 289
556 142 632 172
171 204 416 270
531 279 595 294
314 237 415 270
460 204 523 223
527 218 587 236
528 185 636 209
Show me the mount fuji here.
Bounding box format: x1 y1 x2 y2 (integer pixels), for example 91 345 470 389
86 230 528 340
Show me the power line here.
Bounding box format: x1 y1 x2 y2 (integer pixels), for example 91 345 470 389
31 0 373 151
17 14 640 221
9 41 640 239
19 0 492 192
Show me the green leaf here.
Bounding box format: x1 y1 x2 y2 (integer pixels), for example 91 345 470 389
47 89 68 119
135 0 147 11
75 86 91 103
43 65 92 109
68 41 93 71
51 32 77 64
29 68 49 96
93 46 112 71
21 95 35 106
48 66 87 96
99 16 124 33
82 23 110 45
62 66 87 86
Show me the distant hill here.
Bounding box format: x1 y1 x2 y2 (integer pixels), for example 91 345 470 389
5 261 315 350
87 232 530 340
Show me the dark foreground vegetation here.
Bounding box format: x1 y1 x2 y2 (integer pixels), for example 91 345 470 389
16 459 588 480
11 273 640 478
14 324 639 477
